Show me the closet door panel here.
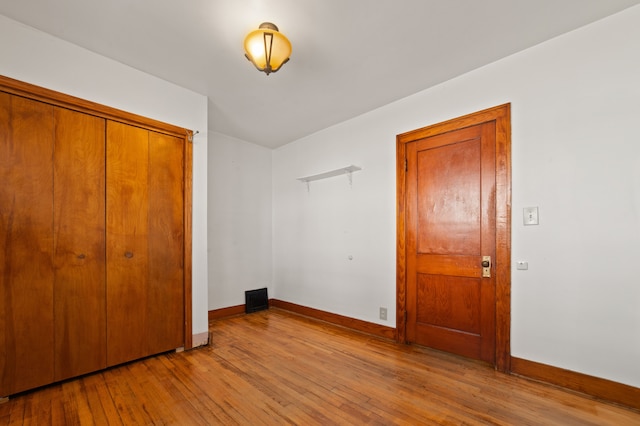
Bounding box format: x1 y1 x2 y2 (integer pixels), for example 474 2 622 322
147 132 184 353
53 107 106 381
106 121 149 366
0 93 55 395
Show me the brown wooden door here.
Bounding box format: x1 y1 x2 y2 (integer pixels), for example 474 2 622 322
53 107 107 381
0 93 55 395
146 131 185 354
106 121 184 366
405 122 496 364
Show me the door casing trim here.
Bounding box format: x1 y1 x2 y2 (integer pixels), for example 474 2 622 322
396 103 511 372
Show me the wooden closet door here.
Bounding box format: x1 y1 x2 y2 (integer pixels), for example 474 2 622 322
147 131 184 354
53 107 106 381
106 121 184 366
0 93 55 395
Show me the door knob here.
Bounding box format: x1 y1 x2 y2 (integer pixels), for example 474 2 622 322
482 256 491 277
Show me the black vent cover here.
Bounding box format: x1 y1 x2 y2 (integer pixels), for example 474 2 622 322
245 288 269 313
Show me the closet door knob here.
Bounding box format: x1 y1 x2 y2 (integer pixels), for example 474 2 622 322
77 253 86 260
124 251 134 258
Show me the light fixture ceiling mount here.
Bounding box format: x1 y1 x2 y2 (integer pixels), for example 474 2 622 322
244 22 292 75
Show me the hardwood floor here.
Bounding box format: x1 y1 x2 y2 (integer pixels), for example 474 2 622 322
2 308 639 425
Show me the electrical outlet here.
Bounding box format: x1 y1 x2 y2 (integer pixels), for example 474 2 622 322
379 307 387 321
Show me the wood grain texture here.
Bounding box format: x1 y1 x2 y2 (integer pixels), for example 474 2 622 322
147 131 185 354
106 123 186 364
493 105 512 373
417 275 481 333
0 94 55 396
183 134 193 349
397 104 511 372
415 130 482 255
511 357 640 412
1 309 638 424
208 304 246 320
1 76 194 394
406 121 496 364
270 299 396 340
106 121 150 366
0 75 187 138
53 107 107 381
395 139 407 344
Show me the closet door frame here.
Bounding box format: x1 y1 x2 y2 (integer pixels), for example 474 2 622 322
0 74 194 350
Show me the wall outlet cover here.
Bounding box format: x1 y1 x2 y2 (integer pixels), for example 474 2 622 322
379 307 387 321
523 207 539 225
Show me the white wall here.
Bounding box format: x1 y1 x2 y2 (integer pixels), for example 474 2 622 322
0 15 209 343
208 132 273 309
273 5 640 387
272 123 397 322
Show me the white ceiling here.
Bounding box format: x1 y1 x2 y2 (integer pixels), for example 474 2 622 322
1 0 638 148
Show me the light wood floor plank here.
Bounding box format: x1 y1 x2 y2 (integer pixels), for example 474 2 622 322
1 308 639 425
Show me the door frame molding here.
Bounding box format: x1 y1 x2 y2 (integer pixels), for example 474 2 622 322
396 103 511 372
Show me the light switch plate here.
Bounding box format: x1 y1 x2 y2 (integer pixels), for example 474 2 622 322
523 207 539 225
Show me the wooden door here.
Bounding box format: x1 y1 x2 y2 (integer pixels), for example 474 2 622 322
0 93 55 395
53 107 106 381
396 104 511 371
146 131 185 354
405 122 496 363
106 121 184 366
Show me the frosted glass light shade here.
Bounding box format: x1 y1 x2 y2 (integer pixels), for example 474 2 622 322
244 22 291 75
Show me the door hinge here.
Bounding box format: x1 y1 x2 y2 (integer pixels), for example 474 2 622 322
404 158 408 172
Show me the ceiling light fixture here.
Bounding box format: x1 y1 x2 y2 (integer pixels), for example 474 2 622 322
244 22 291 75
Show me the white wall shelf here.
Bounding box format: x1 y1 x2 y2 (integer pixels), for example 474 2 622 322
297 165 362 183
297 165 362 191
